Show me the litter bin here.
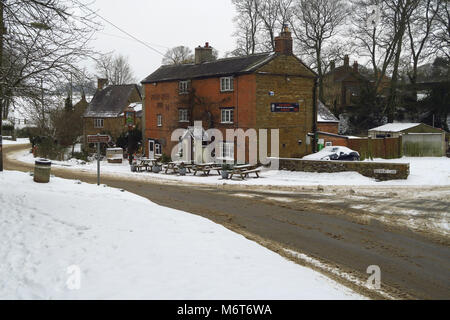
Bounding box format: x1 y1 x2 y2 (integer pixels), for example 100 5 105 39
34 158 52 183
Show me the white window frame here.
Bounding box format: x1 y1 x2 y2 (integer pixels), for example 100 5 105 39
179 109 189 122
220 77 234 92
94 118 104 128
179 80 190 94
155 143 162 156
157 114 162 127
221 108 234 124
218 142 234 161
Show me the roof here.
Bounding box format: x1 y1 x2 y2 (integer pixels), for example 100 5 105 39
317 101 339 123
369 123 421 132
84 85 141 118
142 53 277 83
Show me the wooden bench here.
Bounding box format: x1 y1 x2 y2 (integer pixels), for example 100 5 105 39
193 167 211 176
230 168 261 180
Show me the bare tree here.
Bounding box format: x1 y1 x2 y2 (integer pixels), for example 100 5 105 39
0 0 99 171
431 0 449 59
232 0 261 55
291 0 349 100
162 46 194 65
385 0 421 122
96 53 136 85
407 0 441 86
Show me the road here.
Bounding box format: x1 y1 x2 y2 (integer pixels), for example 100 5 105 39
3 144 450 299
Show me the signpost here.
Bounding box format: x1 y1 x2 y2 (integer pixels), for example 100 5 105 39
87 134 111 186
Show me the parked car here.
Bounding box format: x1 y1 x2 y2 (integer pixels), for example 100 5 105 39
303 146 360 161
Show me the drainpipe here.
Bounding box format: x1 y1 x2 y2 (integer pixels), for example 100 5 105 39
312 78 318 153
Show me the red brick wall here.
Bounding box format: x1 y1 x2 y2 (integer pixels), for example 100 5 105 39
317 133 349 147
317 122 339 134
143 74 257 157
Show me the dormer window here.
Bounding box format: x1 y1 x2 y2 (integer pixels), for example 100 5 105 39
220 77 234 92
179 80 190 94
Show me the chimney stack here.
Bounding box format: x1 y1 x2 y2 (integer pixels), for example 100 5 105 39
344 55 350 68
97 78 108 91
353 61 359 72
330 61 335 72
274 25 293 55
195 42 214 64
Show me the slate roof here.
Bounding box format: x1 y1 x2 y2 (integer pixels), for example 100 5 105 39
317 101 339 123
141 53 277 83
84 84 141 118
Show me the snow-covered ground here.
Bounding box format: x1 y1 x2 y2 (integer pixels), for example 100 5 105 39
2 138 30 145
0 171 363 300
12 148 450 187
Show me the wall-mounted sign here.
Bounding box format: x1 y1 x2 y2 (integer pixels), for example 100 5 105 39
374 169 397 175
270 103 299 113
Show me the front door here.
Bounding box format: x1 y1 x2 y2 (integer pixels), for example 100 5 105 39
148 139 155 159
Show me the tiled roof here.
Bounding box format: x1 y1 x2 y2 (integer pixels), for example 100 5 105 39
84 85 141 118
141 53 276 83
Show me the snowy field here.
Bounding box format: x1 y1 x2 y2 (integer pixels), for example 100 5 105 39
13 148 450 187
0 171 363 300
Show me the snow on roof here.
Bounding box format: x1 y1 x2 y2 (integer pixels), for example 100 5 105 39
317 101 339 123
129 102 142 112
369 123 421 132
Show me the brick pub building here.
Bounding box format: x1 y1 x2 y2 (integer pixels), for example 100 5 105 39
141 27 318 161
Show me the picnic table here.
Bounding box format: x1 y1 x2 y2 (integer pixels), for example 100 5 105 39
163 162 180 174
229 164 261 180
192 163 222 176
134 158 158 172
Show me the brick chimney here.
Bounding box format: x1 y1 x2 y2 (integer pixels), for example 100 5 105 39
353 61 359 72
344 55 350 68
274 25 293 55
195 42 214 64
97 78 108 91
330 61 335 72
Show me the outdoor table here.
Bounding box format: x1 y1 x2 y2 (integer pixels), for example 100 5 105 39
163 162 179 174
137 158 158 172
192 163 216 176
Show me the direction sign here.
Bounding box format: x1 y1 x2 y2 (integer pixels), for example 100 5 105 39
87 135 111 144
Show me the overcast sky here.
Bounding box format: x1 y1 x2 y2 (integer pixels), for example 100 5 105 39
88 0 237 82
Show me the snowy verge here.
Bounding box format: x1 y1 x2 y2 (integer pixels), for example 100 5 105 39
2 138 30 145
0 171 363 300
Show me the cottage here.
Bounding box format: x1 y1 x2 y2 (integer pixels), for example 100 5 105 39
141 27 318 161
322 56 390 113
83 80 142 149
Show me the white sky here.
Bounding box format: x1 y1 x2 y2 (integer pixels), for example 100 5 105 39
88 0 237 82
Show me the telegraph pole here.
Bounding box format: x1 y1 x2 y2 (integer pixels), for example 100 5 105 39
0 0 5 172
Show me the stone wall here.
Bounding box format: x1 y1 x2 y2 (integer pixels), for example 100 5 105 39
276 158 410 181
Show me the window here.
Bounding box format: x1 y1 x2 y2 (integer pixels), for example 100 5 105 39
94 118 104 128
157 114 162 127
220 77 234 92
218 142 234 160
179 80 190 94
155 143 162 156
221 108 234 124
179 109 189 122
